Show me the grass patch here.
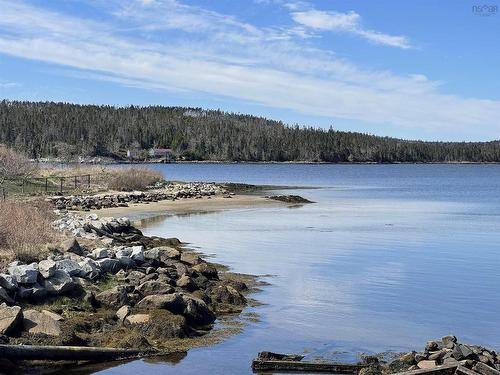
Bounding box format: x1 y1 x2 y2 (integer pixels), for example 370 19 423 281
0 199 58 263
107 168 163 191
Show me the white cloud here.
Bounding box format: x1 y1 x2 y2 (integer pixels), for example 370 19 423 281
291 9 411 49
0 0 498 140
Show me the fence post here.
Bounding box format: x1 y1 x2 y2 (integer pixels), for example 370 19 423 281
60 177 64 194
45 178 48 193
22 180 25 194
74 176 77 189
88 175 91 189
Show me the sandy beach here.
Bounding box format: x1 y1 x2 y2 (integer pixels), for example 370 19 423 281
82 194 281 221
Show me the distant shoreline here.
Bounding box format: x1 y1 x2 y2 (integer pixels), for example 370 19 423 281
37 158 500 166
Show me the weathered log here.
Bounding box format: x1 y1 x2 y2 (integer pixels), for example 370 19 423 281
392 364 459 375
473 363 500 375
0 344 160 361
251 359 368 374
456 365 481 375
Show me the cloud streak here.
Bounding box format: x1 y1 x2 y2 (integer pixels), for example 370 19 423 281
0 0 498 140
291 9 411 49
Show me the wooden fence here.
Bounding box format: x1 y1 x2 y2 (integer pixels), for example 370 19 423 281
1 175 91 199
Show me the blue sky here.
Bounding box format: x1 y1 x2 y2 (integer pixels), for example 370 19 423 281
0 0 499 141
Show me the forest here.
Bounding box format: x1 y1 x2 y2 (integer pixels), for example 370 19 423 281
1 100 499 163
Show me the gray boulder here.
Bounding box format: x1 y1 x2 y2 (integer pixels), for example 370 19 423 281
43 270 75 294
55 259 82 277
0 287 14 305
0 304 22 335
61 238 83 255
210 285 246 305
116 305 131 322
180 253 201 266
176 275 197 292
130 246 145 262
38 259 56 278
0 274 18 291
91 248 109 259
8 263 39 284
78 258 100 278
97 258 122 274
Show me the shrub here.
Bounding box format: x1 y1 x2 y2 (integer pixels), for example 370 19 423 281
107 168 163 191
0 199 57 263
0 146 38 185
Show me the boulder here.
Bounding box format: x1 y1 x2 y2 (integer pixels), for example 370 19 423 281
8 263 39 284
180 293 216 325
96 286 129 308
55 259 82 277
116 305 131 322
125 270 146 285
417 360 437 369
0 304 22 335
130 246 145 262
176 275 197 292
136 293 184 311
400 352 416 366
116 254 135 268
61 238 83 255
43 270 75 294
97 258 122 274
23 310 61 336
0 274 17 291
78 258 100 279
91 248 109 259
453 344 474 360
125 314 150 325
192 263 218 280
180 253 201 266
19 283 47 300
442 335 457 349
210 285 246 305
426 341 439 351
38 259 56 278
0 287 14 305
144 248 162 261
136 281 174 296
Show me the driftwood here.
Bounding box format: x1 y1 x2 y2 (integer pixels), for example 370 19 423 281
392 365 459 375
473 363 500 375
0 344 160 361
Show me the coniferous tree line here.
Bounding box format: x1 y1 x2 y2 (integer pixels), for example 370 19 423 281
1 100 499 163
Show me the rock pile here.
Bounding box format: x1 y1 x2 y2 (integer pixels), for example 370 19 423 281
0 211 249 348
48 182 230 211
386 336 500 374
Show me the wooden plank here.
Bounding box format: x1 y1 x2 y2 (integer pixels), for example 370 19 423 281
456 365 481 375
392 364 458 375
251 359 367 374
0 344 160 361
473 363 500 375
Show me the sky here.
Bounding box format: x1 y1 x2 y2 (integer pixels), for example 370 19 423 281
0 0 499 141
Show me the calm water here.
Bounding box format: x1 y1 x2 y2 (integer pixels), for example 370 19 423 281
93 164 500 374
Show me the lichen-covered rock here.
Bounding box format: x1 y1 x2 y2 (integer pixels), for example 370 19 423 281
136 281 174 296
43 270 75 294
192 262 218 280
23 310 62 336
176 275 197 292
8 263 39 284
38 259 56 278
180 253 201 266
0 304 22 335
96 286 129 308
137 293 184 311
0 274 18 291
210 285 246 305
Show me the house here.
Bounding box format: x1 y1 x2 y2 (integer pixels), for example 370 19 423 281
149 148 175 162
126 149 140 159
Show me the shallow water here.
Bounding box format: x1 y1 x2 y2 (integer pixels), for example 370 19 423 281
92 164 500 374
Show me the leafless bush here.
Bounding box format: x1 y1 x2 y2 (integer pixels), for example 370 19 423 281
0 146 38 185
108 168 163 191
0 199 57 263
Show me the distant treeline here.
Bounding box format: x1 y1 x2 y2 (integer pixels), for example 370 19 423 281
1 100 500 163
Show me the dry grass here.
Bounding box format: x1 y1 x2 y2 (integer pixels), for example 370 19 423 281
40 166 164 192
0 198 58 263
107 168 163 191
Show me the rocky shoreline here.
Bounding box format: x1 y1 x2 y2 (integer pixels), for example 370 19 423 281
0 206 255 370
48 182 233 211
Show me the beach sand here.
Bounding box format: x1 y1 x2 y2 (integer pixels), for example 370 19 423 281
82 194 281 221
